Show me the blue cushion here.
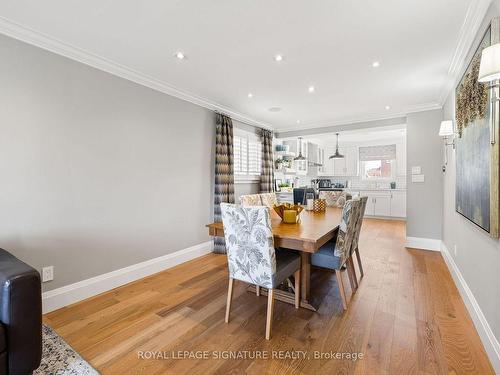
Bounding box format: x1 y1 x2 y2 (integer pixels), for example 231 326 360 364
311 241 342 270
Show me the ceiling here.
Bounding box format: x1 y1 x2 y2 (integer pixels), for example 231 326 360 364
0 1 482 130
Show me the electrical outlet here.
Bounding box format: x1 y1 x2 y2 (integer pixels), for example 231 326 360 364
42 266 54 282
454 244 458 256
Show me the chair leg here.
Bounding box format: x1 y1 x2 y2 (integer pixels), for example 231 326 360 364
335 270 348 310
256 285 260 296
346 260 356 292
265 289 275 340
355 247 364 278
294 269 300 309
225 278 234 323
351 257 359 289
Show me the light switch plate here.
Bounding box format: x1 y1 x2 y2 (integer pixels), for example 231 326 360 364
411 166 421 175
412 174 425 183
42 266 54 282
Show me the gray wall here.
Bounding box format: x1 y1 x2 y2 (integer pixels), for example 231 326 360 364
406 109 443 239
442 0 500 345
0 34 215 292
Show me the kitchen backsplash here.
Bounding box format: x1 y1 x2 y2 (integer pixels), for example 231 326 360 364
295 175 407 190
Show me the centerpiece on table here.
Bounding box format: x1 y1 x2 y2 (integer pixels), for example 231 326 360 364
273 203 304 224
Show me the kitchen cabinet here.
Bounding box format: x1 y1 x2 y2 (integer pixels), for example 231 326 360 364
307 142 319 176
357 190 406 218
317 147 326 174
331 146 358 176
390 190 406 217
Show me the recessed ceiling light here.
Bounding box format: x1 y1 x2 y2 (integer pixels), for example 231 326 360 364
385 105 391 110
274 54 283 62
175 51 185 60
248 93 253 98
308 86 315 93
372 61 380 68
268 107 282 112
296 120 301 124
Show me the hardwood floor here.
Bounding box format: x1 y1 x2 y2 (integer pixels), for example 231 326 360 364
44 219 495 374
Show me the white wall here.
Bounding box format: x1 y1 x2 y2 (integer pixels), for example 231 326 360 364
442 0 500 354
0 33 215 292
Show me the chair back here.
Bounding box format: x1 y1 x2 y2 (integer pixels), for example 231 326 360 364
239 194 262 206
293 188 315 204
351 196 368 254
220 203 276 288
260 193 278 208
333 198 361 266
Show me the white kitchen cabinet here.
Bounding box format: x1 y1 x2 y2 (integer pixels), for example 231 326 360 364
373 195 391 216
390 191 406 217
345 147 359 176
331 146 358 176
333 147 347 176
358 190 406 218
317 147 326 175
307 142 319 176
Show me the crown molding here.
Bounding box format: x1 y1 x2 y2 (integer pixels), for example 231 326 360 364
0 16 275 131
438 0 493 105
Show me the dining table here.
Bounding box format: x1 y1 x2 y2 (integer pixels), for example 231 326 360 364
206 206 342 311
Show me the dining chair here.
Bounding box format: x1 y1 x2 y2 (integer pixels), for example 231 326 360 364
220 203 301 340
239 194 262 206
351 196 368 280
259 193 278 208
310 198 361 310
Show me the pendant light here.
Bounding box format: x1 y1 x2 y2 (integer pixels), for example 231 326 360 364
329 133 345 159
294 137 307 161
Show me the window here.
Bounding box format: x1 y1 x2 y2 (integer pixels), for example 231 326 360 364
359 144 396 180
234 130 262 182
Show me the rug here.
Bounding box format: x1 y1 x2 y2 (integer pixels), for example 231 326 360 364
34 324 100 375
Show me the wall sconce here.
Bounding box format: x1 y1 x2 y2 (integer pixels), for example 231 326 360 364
439 120 455 172
479 42 500 145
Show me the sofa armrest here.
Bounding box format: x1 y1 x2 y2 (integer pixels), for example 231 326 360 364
0 249 42 375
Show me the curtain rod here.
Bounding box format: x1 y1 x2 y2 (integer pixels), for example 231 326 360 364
213 110 274 133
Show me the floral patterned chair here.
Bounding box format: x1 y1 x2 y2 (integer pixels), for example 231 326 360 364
239 194 262 206
310 198 361 310
319 191 353 208
220 203 301 340
259 193 278 208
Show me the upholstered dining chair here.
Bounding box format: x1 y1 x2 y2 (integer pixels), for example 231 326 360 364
310 198 361 310
351 196 368 280
239 194 262 206
220 203 301 340
259 193 278 208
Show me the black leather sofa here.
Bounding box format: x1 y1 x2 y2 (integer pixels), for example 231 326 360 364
0 249 42 375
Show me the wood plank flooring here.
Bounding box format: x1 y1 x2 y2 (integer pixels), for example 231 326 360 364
44 219 495 374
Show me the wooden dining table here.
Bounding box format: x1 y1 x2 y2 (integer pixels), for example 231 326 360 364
206 207 342 311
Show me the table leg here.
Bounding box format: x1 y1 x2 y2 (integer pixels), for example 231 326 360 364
301 252 311 302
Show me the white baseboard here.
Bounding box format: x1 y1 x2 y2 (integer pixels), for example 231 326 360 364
42 240 214 313
405 236 441 251
440 243 500 373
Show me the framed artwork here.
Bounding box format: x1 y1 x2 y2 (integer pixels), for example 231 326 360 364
455 17 500 237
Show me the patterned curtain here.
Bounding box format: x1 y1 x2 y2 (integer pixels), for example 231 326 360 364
259 129 274 193
214 113 235 254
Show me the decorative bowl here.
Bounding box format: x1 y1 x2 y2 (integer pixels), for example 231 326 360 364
273 203 304 223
